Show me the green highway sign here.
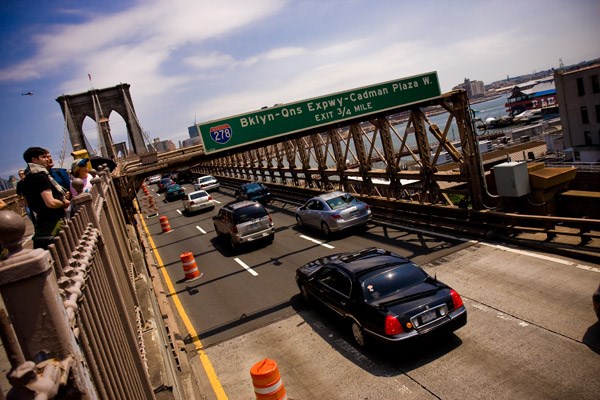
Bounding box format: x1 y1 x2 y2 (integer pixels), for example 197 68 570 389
197 71 441 154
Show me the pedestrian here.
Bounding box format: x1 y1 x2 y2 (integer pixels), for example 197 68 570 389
47 153 71 197
21 147 70 249
69 158 93 198
16 169 36 225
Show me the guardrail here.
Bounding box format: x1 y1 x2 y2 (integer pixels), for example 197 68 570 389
0 169 165 399
218 177 600 262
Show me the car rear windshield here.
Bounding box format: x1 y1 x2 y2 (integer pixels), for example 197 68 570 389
190 191 208 200
233 205 268 223
326 194 357 210
360 263 427 301
244 183 263 193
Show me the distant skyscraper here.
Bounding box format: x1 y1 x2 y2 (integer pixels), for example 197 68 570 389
188 125 199 138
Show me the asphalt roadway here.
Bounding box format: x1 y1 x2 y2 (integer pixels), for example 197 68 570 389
141 183 600 400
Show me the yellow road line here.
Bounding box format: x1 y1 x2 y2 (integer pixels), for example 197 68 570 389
135 200 228 399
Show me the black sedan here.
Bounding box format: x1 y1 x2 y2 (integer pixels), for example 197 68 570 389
295 247 467 347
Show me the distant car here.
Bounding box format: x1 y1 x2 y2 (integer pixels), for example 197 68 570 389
295 191 371 235
213 200 274 250
594 283 600 321
194 175 220 191
295 247 467 348
164 184 185 202
235 182 270 204
147 174 161 185
157 178 175 193
183 190 215 214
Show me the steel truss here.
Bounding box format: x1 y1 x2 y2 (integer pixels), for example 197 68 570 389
198 90 488 209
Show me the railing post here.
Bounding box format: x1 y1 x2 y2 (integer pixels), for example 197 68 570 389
0 210 97 399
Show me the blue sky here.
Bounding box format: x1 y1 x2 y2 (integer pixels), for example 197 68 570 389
1 0 598 179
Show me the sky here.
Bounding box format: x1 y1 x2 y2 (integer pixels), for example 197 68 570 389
0 0 598 179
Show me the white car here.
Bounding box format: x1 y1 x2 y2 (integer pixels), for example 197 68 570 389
183 190 215 214
147 174 161 184
194 175 220 191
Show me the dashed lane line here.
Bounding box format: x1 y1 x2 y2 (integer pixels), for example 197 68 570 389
300 234 335 249
234 257 259 276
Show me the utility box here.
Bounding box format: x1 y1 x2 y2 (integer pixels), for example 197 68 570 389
493 162 531 197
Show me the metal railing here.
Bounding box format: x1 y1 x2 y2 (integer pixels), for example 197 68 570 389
0 168 157 399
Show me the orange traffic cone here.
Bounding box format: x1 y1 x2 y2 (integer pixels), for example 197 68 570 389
159 216 173 233
250 359 287 400
180 252 203 281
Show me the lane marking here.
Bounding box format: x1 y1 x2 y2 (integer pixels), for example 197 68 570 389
384 222 597 273
234 257 259 276
196 226 207 234
135 199 228 399
478 242 599 273
176 209 182 215
300 234 335 249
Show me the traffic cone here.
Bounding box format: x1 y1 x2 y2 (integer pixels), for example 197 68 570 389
159 216 173 233
145 195 158 218
250 359 287 400
180 252 203 281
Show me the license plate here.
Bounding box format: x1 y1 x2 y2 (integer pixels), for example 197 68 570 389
250 222 260 230
421 310 437 324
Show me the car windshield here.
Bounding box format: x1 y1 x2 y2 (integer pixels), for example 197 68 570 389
326 193 357 210
233 205 267 223
200 177 213 183
360 263 427 302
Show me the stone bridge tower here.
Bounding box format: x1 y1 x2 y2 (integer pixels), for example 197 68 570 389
56 83 148 159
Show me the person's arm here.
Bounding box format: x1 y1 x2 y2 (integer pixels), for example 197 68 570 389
40 190 70 209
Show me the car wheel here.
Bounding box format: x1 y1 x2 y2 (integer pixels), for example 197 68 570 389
266 233 274 243
228 235 237 250
295 215 303 227
351 321 367 348
300 285 312 305
214 226 223 241
321 222 331 235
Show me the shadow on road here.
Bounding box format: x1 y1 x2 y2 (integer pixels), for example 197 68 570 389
291 294 464 376
583 321 600 354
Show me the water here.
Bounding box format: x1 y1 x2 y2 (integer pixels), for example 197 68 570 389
389 93 510 148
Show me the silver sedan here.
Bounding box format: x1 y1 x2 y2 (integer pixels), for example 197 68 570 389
295 191 372 235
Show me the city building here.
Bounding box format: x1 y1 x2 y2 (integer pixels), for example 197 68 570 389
188 125 199 138
454 78 486 99
505 77 557 116
148 138 176 153
554 63 600 162
181 136 203 148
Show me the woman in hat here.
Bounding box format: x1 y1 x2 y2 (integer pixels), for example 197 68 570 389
69 158 93 198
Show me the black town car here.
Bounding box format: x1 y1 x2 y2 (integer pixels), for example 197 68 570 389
295 247 467 347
